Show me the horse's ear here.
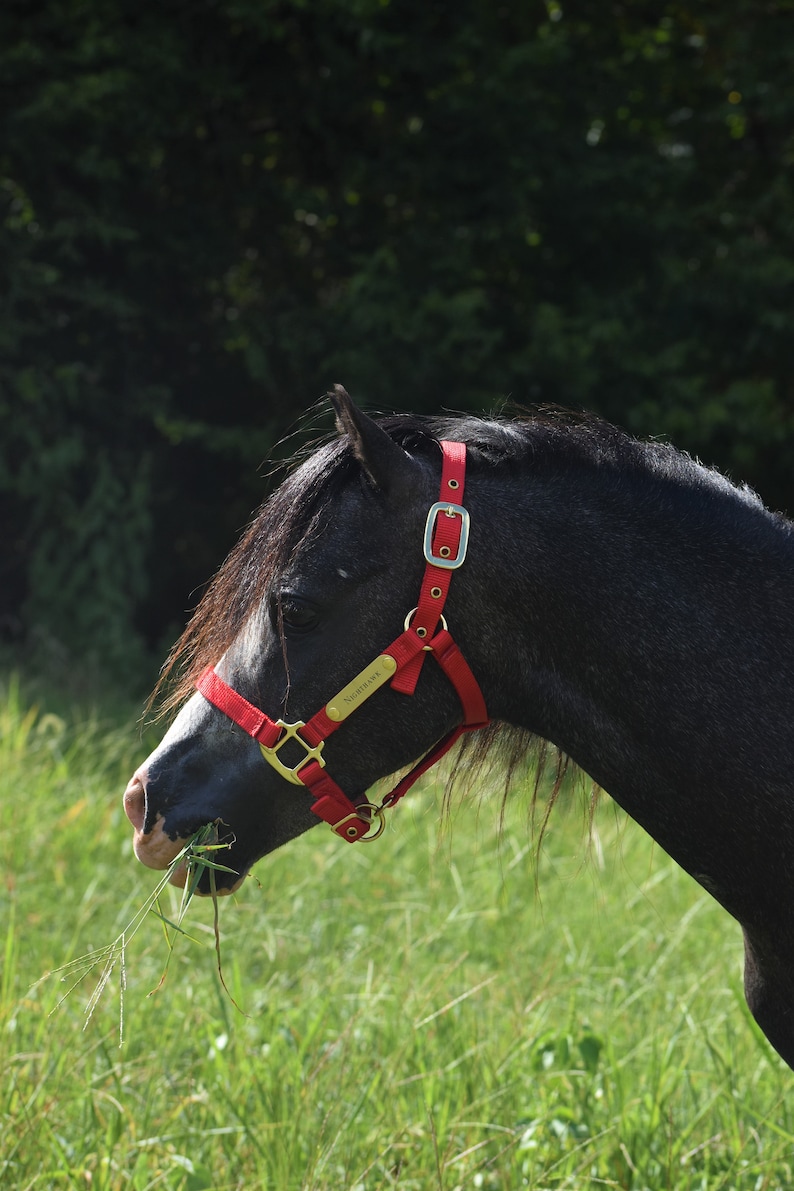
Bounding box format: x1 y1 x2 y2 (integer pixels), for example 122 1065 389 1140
328 384 413 493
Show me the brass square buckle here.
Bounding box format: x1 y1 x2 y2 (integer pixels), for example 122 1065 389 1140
423 502 470 569
259 720 325 785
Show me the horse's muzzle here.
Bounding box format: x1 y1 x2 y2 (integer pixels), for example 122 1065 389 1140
123 768 186 873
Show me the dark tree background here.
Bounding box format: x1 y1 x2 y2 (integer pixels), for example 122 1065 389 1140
1 0 792 682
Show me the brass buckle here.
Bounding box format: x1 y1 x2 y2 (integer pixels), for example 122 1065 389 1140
332 802 386 842
423 502 470 569
259 720 325 786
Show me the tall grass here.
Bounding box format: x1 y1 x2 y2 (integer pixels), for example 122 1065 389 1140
1 675 792 1190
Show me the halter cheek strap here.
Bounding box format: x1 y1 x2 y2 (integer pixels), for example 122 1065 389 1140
195 441 489 842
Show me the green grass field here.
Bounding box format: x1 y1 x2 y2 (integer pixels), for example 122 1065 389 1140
2 675 793 1190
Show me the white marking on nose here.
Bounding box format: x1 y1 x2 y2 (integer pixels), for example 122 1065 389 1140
131 690 213 815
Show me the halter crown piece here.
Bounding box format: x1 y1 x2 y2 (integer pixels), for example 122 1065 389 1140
196 441 490 842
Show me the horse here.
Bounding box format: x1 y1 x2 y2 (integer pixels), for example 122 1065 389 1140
125 386 794 1069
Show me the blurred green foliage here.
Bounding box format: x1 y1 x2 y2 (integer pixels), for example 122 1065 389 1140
1 0 793 677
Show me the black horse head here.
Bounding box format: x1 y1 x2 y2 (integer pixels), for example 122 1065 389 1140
126 388 493 886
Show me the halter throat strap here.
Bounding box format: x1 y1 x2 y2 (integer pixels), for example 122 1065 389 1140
196 440 489 842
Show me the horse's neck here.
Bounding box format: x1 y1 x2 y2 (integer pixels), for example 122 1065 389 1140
470 468 794 929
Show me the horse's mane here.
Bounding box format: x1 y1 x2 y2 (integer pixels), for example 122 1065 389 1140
153 402 775 714
150 400 778 838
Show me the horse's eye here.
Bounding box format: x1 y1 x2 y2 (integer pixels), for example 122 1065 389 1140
277 595 320 634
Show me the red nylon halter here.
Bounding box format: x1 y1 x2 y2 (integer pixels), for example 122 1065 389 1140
196 441 489 842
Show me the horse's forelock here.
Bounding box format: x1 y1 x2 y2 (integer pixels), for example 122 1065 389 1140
149 434 357 717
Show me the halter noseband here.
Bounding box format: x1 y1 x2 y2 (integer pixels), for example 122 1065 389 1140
195 441 489 842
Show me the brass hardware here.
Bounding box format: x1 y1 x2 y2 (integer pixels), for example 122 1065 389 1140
430 586 442 599
423 502 470 569
332 802 386 842
403 608 448 639
447 478 459 489
259 721 325 785
325 654 397 722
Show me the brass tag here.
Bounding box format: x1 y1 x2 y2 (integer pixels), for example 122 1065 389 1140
325 654 398 722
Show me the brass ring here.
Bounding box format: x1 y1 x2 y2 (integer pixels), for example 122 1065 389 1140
404 607 448 633
356 802 387 843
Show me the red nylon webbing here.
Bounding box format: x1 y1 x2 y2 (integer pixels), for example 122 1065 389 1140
391 440 467 696
195 667 282 747
423 629 489 728
380 726 466 810
299 761 372 840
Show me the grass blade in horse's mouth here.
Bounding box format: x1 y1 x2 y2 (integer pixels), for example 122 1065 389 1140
33 821 234 1040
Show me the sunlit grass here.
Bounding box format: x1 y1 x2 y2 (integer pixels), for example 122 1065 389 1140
1 674 793 1189
34 821 231 1041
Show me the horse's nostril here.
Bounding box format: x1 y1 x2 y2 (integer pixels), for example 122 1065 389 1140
123 773 147 832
